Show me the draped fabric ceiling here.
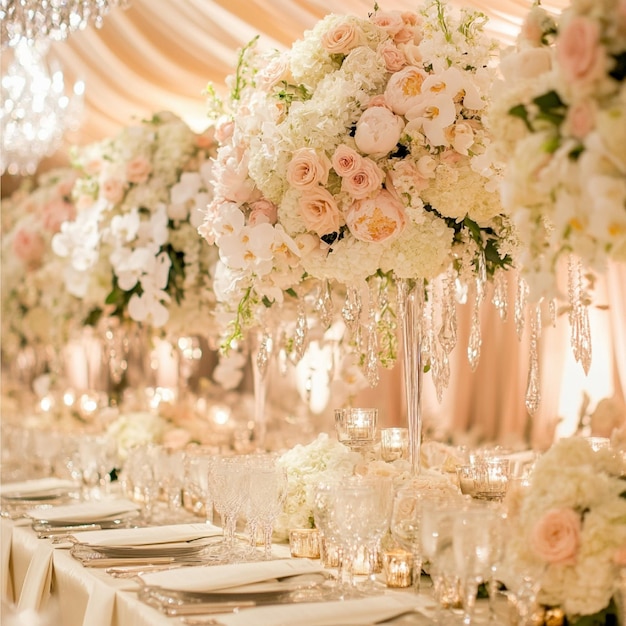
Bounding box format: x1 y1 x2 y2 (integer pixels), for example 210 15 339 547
2 0 624 446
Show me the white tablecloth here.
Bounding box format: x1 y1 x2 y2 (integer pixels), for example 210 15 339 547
1 517 508 626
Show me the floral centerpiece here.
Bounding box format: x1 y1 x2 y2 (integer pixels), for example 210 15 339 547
503 437 626 623
490 0 626 303
273 432 461 539
1 168 87 363
52 111 219 338
199 0 516 363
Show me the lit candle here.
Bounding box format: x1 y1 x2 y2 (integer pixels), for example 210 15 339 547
383 549 413 588
381 428 409 461
289 528 321 558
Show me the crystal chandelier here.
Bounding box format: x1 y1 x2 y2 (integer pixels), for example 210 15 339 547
1 38 84 176
0 1 130 47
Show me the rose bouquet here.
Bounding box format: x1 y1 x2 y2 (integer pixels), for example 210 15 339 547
503 437 626 622
490 0 626 302
200 1 516 370
1 168 87 360
52 112 219 338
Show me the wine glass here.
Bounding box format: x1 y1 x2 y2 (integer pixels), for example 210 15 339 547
390 486 424 593
452 504 504 625
313 480 346 589
246 460 288 559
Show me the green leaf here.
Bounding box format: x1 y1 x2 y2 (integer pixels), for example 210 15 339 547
285 288 298 299
262 296 273 308
508 104 533 132
533 89 564 112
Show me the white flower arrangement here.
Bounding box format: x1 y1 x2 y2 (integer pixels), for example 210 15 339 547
503 437 626 621
200 1 516 351
490 0 626 302
1 168 88 359
52 112 219 337
106 410 168 461
274 432 362 539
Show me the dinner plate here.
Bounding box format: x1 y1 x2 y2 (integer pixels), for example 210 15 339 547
0 478 76 502
27 499 141 524
72 537 219 559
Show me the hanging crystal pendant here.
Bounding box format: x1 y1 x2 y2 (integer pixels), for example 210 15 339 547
567 256 592 374
341 287 361 336
438 270 458 355
363 282 380 387
467 278 484 371
525 303 542 415
515 274 528 340
315 280 334 328
492 271 508 322
291 304 308 364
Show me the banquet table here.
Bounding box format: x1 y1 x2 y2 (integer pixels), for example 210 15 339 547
1 513 509 626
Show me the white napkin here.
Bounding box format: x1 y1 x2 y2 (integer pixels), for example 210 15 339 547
1 519 14 602
26 498 140 523
140 558 323 592
0 477 76 497
73 523 222 547
215 594 423 626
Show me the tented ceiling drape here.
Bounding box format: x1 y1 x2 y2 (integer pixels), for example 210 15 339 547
1 0 569 192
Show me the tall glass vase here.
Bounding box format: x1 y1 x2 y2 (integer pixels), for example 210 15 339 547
397 278 425 476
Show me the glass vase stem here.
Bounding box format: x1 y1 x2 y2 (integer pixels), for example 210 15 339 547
398 279 424 476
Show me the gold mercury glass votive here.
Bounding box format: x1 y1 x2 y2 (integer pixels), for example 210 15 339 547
383 549 413 588
289 528 321 558
380 427 409 462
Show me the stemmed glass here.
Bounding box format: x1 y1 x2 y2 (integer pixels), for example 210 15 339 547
420 496 465 622
313 480 346 589
330 476 392 594
209 456 250 560
246 460 288 559
183 446 215 525
390 486 424 593
452 504 505 625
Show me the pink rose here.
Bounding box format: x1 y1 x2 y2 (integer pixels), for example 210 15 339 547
125 155 152 184
370 11 404 37
332 144 362 176
345 189 406 243
286 148 331 189
378 40 407 72
384 66 428 115
321 21 361 54
355 106 405 155
565 99 596 139
530 508 581 565
41 198 76 233
13 228 45 269
399 42 422 66
215 118 235 143
556 16 604 85
257 53 290 90
100 177 125 204
341 158 385 199
298 186 342 236
248 199 278 226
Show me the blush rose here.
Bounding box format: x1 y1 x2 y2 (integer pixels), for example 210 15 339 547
354 106 405 155
287 148 331 189
530 508 581 566
298 187 342 236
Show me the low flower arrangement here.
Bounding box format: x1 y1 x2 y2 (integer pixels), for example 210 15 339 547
490 0 626 302
504 437 626 624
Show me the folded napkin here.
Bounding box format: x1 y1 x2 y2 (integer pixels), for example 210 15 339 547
26 499 140 523
73 523 222 547
0 477 76 497
140 558 323 592
216 593 423 626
